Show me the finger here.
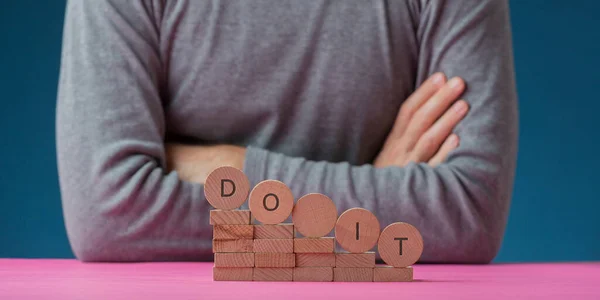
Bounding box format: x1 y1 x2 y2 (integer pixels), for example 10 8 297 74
413 100 469 161
403 77 465 149
388 73 446 139
428 134 460 167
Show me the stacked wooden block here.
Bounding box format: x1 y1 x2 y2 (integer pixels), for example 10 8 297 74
207 166 423 282
292 193 337 281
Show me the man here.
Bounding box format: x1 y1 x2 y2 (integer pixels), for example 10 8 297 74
57 0 518 263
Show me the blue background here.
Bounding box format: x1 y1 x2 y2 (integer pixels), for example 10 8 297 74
0 1 598 261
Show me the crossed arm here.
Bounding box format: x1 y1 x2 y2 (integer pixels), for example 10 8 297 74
168 73 469 181
57 0 517 262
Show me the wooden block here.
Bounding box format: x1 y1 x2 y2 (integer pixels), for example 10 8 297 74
373 266 413 282
293 237 335 253
295 253 336 267
254 253 295 268
378 222 424 267
248 180 294 224
214 253 254 267
213 225 253 240
333 267 374 282
253 224 294 239
292 193 337 238
293 267 333 282
213 267 253 281
210 209 251 225
335 208 381 253
335 252 376 268
253 268 293 281
204 166 250 210
212 239 253 253
253 239 293 253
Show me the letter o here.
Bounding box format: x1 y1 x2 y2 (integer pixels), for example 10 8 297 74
249 180 294 224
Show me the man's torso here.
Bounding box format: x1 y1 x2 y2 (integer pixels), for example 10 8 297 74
161 0 422 163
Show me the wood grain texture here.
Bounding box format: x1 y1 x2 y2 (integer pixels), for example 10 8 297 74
378 222 424 267
291 193 337 238
214 253 254 267
293 267 333 282
253 224 294 239
253 239 293 253
253 268 293 281
335 208 381 253
254 253 295 268
210 210 251 225
248 180 294 224
204 166 250 210
335 252 376 268
293 238 335 253
295 253 336 267
373 266 413 282
212 239 253 253
213 267 253 281
333 267 374 282
213 225 253 240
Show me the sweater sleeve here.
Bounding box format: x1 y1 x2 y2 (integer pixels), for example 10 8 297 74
56 0 212 262
243 0 518 263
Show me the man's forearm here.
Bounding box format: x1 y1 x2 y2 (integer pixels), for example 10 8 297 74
166 144 246 184
242 146 509 263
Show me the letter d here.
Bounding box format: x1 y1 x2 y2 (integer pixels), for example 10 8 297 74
221 179 236 197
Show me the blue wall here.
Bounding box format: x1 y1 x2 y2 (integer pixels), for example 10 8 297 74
0 1 598 261
498 1 600 262
0 1 71 258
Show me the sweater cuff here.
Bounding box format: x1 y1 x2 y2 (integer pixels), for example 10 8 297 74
243 146 269 189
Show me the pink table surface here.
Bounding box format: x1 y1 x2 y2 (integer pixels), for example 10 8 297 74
0 259 598 300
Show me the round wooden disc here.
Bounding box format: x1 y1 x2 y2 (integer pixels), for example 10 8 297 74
378 222 424 267
248 180 294 224
334 208 381 253
204 166 250 210
292 193 337 238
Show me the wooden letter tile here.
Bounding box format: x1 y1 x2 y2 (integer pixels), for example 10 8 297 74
204 166 250 210
333 267 374 282
212 239 253 253
253 268 293 281
210 210 251 225
293 267 333 282
213 267 253 281
254 253 295 268
291 193 337 238
335 252 376 268
293 237 335 253
373 266 413 282
248 180 294 224
335 208 381 253
214 253 254 267
213 225 253 240
253 224 294 239
295 253 336 267
378 222 424 268
253 239 293 253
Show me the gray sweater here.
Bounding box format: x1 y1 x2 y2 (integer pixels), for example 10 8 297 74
57 0 518 263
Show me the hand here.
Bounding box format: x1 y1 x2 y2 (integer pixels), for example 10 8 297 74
165 144 246 184
374 73 469 168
